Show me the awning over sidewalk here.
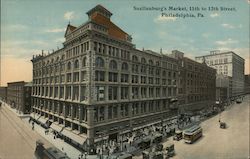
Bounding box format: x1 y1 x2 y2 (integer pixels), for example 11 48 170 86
30 113 40 120
37 117 48 125
50 123 63 132
61 129 87 145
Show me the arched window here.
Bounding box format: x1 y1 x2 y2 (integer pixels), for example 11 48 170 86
95 57 104 68
109 60 117 70
141 58 146 64
67 61 71 70
82 57 87 67
74 59 79 69
132 55 138 62
121 62 128 71
149 59 154 65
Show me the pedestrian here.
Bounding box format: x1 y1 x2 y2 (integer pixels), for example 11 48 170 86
54 135 56 139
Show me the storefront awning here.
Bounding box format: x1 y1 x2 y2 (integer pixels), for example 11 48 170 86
61 129 87 145
50 123 63 132
30 113 40 120
37 117 48 125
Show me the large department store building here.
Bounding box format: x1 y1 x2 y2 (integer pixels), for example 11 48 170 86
31 5 179 150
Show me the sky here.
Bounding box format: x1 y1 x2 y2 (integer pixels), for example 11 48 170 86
1 0 249 86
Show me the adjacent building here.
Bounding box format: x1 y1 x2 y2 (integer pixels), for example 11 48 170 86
244 75 250 94
7 81 32 114
0 87 7 102
171 50 216 113
31 5 180 151
195 50 245 98
215 74 232 104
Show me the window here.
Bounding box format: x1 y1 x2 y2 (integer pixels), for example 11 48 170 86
54 87 58 98
149 87 154 97
132 103 139 115
109 60 117 70
141 87 147 98
121 62 128 71
80 86 86 101
148 77 154 84
81 71 86 81
132 87 139 99
74 60 79 69
67 73 71 82
73 86 79 100
149 60 153 65
96 86 105 101
121 87 129 99
141 76 147 84
66 86 71 99
121 74 129 83
67 62 71 70
82 57 87 67
132 75 138 83
132 55 138 62
109 72 118 82
95 57 104 68
73 72 79 82
120 104 129 117
60 87 64 98
95 71 105 81
108 86 117 100
132 64 139 73
141 58 146 64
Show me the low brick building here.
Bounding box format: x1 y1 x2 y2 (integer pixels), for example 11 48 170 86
0 87 7 102
7 81 32 114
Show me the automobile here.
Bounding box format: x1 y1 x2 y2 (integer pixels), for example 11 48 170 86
220 122 226 129
173 130 183 141
165 144 175 158
236 99 242 104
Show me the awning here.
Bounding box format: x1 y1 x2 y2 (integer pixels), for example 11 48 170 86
50 123 63 132
37 117 48 125
61 129 87 145
30 113 40 120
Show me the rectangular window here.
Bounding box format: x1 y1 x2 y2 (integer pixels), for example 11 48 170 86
108 86 117 100
73 72 79 82
95 71 105 81
60 87 64 98
73 86 79 100
81 71 87 81
80 86 86 101
109 72 118 82
132 87 139 99
96 86 105 101
121 87 129 100
67 73 71 82
121 74 128 83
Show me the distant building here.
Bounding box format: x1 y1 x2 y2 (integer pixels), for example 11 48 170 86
216 74 232 103
0 87 7 102
7 81 32 114
195 50 245 98
244 75 250 94
171 50 216 112
31 5 179 151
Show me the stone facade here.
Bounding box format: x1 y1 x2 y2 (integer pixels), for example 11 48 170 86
31 5 179 150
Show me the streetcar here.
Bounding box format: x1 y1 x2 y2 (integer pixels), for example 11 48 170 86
183 125 202 144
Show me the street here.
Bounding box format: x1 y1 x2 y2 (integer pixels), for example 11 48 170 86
0 102 52 159
170 95 249 159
